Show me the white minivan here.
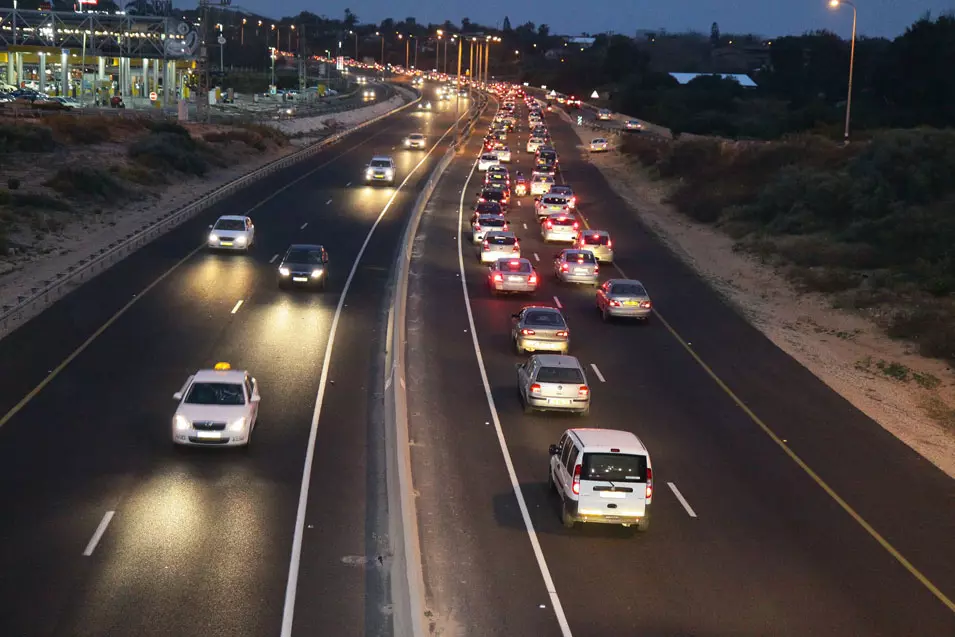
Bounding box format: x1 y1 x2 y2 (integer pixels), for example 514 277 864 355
548 428 652 532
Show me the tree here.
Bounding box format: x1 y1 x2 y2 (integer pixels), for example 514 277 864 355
537 24 550 38
344 8 358 29
710 22 720 47
461 17 472 33
503 16 512 31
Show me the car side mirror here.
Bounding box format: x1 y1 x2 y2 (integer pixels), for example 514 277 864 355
173 391 183 401
549 444 560 456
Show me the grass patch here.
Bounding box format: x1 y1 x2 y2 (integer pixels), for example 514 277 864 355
203 129 268 151
45 166 125 199
42 113 116 144
0 189 70 211
920 396 955 432
110 163 166 185
0 123 56 153
128 130 209 175
855 356 940 388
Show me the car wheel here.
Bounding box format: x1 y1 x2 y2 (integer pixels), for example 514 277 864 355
515 338 524 355
579 405 590 417
547 467 555 491
561 503 576 529
636 512 650 533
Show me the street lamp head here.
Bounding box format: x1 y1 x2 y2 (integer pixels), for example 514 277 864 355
290 25 295 30
828 0 839 6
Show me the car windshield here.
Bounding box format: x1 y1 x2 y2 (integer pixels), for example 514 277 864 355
184 382 245 406
499 260 531 273
214 219 245 231
593 139 606 144
612 283 648 296
524 311 566 327
583 234 610 245
534 176 553 184
550 187 572 196
536 366 583 383
410 134 424 140
370 159 391 168
481 154 497 161
487 235 516 245
285 248 323 264
565 251 596 263
582 453 648 482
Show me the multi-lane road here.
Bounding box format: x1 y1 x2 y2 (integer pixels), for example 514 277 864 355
0 83 476 637
406 94 955 635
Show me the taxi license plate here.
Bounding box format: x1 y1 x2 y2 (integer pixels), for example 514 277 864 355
221 241 233 246
197 431 221 439
547 398 571 406
292 276 308 282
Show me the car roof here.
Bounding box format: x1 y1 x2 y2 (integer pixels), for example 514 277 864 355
569 428 648 454
485 230 516 238
371 155 393 162
583 229 610 237
216 215 247 221
495 257 531 265
562 249 594 257
607 278 646 287
533 353 581 367
287 243 325 251
193 368 248 383
477 213 506 219
550 185 572 191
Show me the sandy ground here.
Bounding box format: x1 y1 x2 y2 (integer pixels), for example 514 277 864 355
0 90 414 313
561 117 955 480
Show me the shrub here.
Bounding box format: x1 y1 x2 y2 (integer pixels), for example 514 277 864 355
203 129 267 151
146 120 191 137
888 308 955 364
45 166 124 199
0 124 56 153
0 190 70 211
43 113 112 144
128 131 207 175
7 178 19 190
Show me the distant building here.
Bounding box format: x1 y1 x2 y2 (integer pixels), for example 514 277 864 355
669 72 758 87
564 36 595 47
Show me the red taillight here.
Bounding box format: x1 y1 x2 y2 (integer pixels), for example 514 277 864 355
646 467 653 502
529 382 542 393
492 273 503 282
478 197 486 202
607 239 613 248
528 274 538 284
573 222 579 230
483 241 490 250
512 243 520 252
474 223 481 230
572 464 581 495
521 328 536 336
609 299 621 307
545 220 553 229
556 330 568 337
578 385 589 398
560 263 569 272
594 265 599 273
640 301 652 308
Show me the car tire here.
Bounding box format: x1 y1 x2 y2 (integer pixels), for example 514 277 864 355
515 338 524 355
636 513 650 533
561 504 576 529
579 405 590 417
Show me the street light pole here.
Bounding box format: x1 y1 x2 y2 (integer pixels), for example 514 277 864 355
829 0 857 142
454 37 463 146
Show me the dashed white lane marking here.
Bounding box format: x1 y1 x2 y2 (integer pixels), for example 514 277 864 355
523 222 528 230
590 364 606 383
667 482 698 518
346 181 352 187
269 254 279 263
300 222 308 230
533 253 540 262
83 511 115 556
326 199 333 205
553 296 563 309
230 300 244 314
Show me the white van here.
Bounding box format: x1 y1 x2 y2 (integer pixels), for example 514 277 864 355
548 428 652 532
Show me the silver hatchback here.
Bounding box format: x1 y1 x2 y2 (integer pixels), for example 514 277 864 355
516 354 591 415
554 249 600 286
511 305 570 354
596 279 653 321
575 230 614 263
541 214 580 243
479 231 521 263
471 213 509 243
489 258 538 295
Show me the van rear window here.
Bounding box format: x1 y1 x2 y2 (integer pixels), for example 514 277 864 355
582 453 648 482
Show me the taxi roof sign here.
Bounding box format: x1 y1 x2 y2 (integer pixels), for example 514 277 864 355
214 362 231 370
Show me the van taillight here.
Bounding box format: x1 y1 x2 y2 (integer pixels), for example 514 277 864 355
607 239 613 248
645 467 653 502
572 464 581 495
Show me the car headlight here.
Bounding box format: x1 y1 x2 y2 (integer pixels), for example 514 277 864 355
366 168 374 177
279 267 290 276
385 169 394 177
208 233 218 242
404 139 410 146
235 235 247 245
228 417 247 432
311 268 324 278
174 414 190 430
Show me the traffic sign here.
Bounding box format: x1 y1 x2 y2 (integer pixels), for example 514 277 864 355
149 91 158 101
590 90 599 99
217 35 226 45
577 115 583 126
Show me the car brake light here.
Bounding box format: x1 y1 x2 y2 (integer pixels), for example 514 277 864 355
573 222 579 230
578 385 589 397
594 265 599 273
512 243 520 252
528 274 538 284
474 223 481 230
560 263 569 272
572 464 581 495
529 382 542 393
610 299 621 307
545 220 553 228
607 239 613 248
483 241 490 250
492 273 503 282
646 467 653 502
556 330 568 337
521 328 536 336
640 301 652 309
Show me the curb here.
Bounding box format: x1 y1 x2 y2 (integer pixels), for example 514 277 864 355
0 83 422 342
384 92 490 637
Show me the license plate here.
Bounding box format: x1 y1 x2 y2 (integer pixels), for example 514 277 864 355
197 431 221 439
625 300 641 306
221 241 233 246
292 276 308 282
508 276 523 282
548 398 571 406
574 268 587 274
374 175 384 179
599 491 626 499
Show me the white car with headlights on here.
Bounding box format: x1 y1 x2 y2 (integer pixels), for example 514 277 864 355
208 215 255 251
589 138 610 153
365 155 396 185
362 88 376 99
404 133 426 149
171 362 260 447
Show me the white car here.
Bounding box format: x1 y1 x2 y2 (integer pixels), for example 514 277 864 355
495 146 512 163
479 230 520 263
362 89 376 99
541 214 580 243
548 185 577 208
535 194 571 218
526 137 545 153
365 155 396 185
171 362 260 447
471 213 509 243
404 133 426 149
478 153 500 171
548 428 652 530
597 108 612 121
589 138 610 152
208 215 255 250
530 174 555 196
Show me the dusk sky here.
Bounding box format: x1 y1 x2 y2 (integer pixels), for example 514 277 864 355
236 0 952 39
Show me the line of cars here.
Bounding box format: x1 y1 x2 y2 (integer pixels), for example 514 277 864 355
470 85 655 531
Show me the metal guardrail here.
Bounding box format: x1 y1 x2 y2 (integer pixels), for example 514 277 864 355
0 83 423 340
384 91 489 637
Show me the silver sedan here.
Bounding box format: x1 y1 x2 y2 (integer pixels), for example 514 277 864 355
554 249 600 286
511 305 570 355
488 258 538 295
596 279 653 321
541 214 580 243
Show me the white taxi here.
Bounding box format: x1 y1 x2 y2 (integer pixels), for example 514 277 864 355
171 362 260 447
526 137 545 153
478 153 500 171
495 146 512 163
208 215 255 251
530 174 555 196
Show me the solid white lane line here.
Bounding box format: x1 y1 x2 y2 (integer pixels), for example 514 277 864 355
300 222 308 230
82 511 115 556
667 482 698 518
590 363 606 383
523 222 528 230
553 296 563 309
533 252 540 262
230 299 244 314
269 254 279 263
326 199 333 205
281 109 472 637
456 155 574 637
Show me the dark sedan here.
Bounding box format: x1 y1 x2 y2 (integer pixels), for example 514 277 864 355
277 244 329 290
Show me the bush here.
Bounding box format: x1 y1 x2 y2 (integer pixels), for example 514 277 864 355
7 178 20 190
0 190 70 211
203 129 267 151
43 113 112 145
146 120 191 137
0 124 56 153
45 166 124 199
128 131 207 175
888 308 955 364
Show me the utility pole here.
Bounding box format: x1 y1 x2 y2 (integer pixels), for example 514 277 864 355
197 0 231 122
454 37 463 146
468 38 474 98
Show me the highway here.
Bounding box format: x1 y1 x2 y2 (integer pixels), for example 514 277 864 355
405 93 955 634
0 83 476 637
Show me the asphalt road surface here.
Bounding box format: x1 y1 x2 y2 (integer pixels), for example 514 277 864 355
0 85 477 637
405 94 955 635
